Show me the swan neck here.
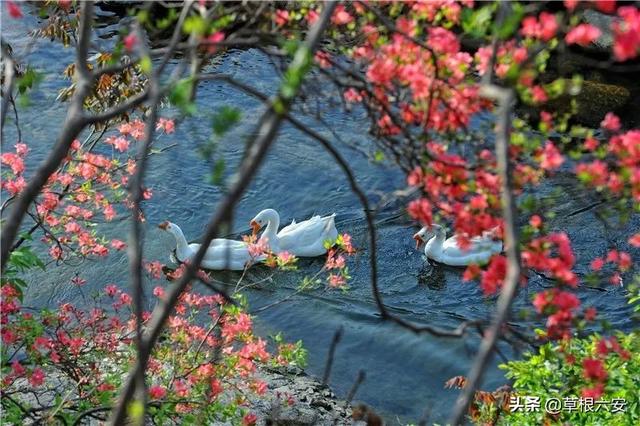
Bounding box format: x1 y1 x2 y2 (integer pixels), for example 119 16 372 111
171 225 191 258
263 214 279 241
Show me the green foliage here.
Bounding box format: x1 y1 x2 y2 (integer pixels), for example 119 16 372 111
169 78 196 114
2 243 45 299
498 332 640 425
271 333 308 368
461 4 495 39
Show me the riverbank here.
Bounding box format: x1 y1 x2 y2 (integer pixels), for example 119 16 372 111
245 365 373 426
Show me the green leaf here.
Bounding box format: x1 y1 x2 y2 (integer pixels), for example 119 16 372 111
139 55 152 76
211 106 241 136
169 78 196 114
183 15 207 36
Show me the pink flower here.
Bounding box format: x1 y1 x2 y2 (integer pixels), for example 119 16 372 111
564 0 579 11
143 188 153 200
600 112 621 131
1 153 25 175
531 86 548 103
565 24 601 47
343 88 363 103
242 413 258 426
540 141 564 170
539 12 559 41
3 177 26 195
582 383 605 399
590 257 605 271
106 136 129 152
306 9 319 25
49 245 63 260
14 143 29 156
11 360 25 376
156 118 175 134
205 31 225 54
124 33 137 52
328 273 346 288
332 5 353 25
274 9 289 27
595 0 617 14
153 286 165 298
145 261 163 279
629 233 640 247
105 284 119 297
529 215 542 228
584 137 599 151
119 293 132 305
613 7 640 61
583 358 608 381
29 368 45 387
103 204 116 221
111 239 127 250
6 1 22 19
149 385 167 399
407 198 432 225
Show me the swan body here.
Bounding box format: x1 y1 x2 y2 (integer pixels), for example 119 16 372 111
413 224 502 266
250 209 338 257
159 221 262 270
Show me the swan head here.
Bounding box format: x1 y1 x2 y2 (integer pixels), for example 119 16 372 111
250 209 279 235
158 221 179 235
412 224 443 249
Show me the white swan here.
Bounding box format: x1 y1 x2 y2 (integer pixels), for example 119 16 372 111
159 221 263 270
249 209 338 257
413 224 502 266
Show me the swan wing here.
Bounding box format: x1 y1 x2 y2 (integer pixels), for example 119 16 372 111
277 214 337 253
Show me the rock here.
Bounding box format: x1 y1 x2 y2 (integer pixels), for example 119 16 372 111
583 9 614 52
545 80 630 128
247 365 362 425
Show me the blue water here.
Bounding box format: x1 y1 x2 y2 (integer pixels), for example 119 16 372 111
2 6 637 424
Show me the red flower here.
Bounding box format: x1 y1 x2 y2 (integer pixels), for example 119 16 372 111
540 142 564 170
274 9 289 27
590 257 604 271
595 0 617 14
529 215 542 229
332 5 353 25
581 383 605 399
149 385 167 399
601 112 621 131
629 233 640 247
613 6 640 61
584 307 597 321
242 413 258 426
565 24 602 47
407 198 432 226
123 33 137 52
531 86 548 103
582 358 608 381
6 1 22 19
29 368 45 387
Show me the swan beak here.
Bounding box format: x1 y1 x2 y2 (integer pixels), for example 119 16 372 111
250 220 261 235
413 234 423 249
158 221 169 230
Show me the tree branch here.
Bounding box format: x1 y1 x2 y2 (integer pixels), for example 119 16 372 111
449 84 520 425
107 4 337 424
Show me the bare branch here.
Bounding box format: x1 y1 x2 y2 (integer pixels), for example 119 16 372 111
75 1 94 84
322 326 343 385
107 4 337 424
449 84 520 424
1 41 16 134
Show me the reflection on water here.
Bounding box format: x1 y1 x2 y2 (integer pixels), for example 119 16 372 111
3 9 637 423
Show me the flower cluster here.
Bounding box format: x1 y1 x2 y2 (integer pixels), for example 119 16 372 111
0 277 303 424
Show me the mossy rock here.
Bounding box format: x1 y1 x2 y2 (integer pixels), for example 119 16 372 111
546 80 630 128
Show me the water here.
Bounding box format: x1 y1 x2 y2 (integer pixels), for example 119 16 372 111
2 8 637 424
